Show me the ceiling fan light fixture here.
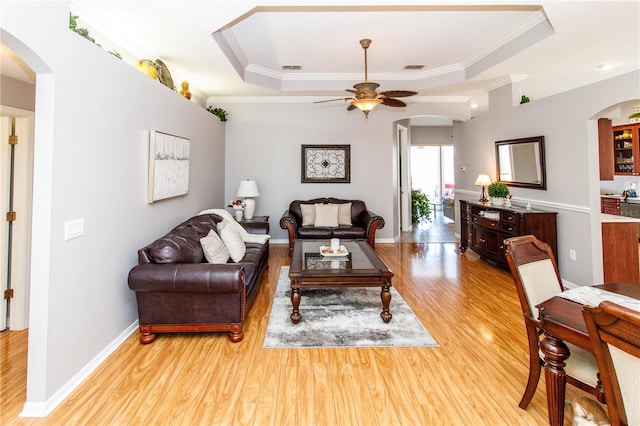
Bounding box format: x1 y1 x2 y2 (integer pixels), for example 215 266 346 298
351 98 383 117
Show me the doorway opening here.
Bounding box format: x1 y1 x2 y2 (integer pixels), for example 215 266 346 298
404 145 456 243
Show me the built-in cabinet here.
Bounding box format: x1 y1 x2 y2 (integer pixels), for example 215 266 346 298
601 196 640 242
613 124 640 175
601 196 621 215
602 219 640 283
459 200 558 268
599 118 614 180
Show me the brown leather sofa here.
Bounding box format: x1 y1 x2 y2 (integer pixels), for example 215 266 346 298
279 197 385 256
128 213 268 344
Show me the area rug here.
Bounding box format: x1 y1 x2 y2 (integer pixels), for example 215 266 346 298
263 266 439 348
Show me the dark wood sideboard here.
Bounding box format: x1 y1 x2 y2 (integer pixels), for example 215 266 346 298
459 200 558 268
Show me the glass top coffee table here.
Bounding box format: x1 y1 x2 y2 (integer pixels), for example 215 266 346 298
288 239 394 324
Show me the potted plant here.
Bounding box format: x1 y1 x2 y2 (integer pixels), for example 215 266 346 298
411 189 432 223
487 182 509 206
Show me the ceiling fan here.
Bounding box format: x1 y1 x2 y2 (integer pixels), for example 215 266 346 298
315 39 418 118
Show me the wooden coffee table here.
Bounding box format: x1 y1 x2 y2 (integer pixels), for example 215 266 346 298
288 239 394 324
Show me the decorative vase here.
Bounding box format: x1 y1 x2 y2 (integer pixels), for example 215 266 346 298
490 197 504 207
235 210 243 221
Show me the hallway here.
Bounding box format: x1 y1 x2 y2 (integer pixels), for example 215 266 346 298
400 205 456 243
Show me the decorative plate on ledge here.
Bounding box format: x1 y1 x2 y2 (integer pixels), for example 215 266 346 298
155 59 174 90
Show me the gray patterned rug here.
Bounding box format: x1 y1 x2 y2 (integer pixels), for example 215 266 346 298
263 266 438 348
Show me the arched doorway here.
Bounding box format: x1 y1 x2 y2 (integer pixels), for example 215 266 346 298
590 99 640 282
1 29 56 417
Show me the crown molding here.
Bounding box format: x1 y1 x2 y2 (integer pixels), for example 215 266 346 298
485 74 528 92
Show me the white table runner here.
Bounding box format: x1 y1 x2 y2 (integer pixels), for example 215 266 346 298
558 286 640 312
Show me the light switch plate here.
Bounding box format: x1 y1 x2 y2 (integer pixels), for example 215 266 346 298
64 218 84 241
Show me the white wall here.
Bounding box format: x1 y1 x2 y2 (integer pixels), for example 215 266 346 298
217 99 469 242
1 1 225 415
455 71 640 286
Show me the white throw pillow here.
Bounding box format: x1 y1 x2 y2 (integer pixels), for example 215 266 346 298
338 203 352 226
314 203 339 227
200 229 230 264
217 220 246 262
301 204 315 226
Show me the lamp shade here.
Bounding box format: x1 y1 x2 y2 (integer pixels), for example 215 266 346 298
237 180 259 198
351 98 382 117
474 174 491 186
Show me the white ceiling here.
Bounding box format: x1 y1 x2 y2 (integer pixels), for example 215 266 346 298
2 1 639 116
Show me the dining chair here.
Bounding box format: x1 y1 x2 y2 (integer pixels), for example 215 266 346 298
504 235 605 409
583 301 640 426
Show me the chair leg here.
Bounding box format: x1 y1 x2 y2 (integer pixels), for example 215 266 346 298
519 356 542 409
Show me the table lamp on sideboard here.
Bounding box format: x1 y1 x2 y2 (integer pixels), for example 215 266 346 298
475 174 491 202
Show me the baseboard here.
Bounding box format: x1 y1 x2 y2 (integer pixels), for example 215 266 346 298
376 238 397 244
561 279 579 289
19 320 139 418
270 238 289 244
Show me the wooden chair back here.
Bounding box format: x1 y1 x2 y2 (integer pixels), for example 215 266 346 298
583 301 640 426
505 235 563 322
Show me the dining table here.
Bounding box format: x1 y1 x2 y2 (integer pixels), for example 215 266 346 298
536 281 640 426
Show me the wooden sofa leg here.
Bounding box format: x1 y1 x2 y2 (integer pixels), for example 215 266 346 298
228 325 244 342
139 325 157 344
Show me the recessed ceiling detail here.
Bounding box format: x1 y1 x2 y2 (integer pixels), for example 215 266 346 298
212 5 553 93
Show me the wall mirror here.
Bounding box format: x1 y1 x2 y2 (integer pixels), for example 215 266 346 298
495 136 546 189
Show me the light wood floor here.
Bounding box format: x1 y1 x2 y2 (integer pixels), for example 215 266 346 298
1 242 590 425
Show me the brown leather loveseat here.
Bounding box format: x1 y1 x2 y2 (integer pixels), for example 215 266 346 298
279 197 385 256
128 213 268 344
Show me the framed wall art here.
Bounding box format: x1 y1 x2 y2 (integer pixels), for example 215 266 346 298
148 131 191 203
301 144 350 183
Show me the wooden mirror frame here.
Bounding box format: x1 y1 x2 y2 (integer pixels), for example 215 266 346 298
495 136 547 190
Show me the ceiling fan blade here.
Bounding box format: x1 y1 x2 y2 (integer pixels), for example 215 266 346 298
314 98 350 104
382 98 407 107
379 90 418 98
345 89 357 94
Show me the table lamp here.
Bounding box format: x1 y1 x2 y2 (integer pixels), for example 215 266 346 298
237 180 259 219
475 174 491 202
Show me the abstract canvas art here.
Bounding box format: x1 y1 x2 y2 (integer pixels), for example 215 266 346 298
148 131 190 203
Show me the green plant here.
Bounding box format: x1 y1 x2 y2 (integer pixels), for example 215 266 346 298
520 95 530 104
629 112 640 120
207 106 228 121
69 13 99 45
411 189 431 223
487 182 510 198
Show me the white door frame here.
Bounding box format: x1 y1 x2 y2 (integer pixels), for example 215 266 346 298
398 124 412 232
0 107 34 331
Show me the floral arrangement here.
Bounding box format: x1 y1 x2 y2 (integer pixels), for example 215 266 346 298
227 199 245 210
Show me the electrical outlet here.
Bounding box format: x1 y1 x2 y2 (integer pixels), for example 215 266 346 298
569 249 576 261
